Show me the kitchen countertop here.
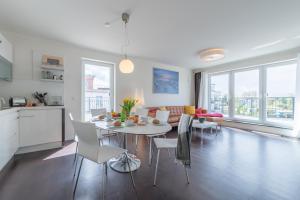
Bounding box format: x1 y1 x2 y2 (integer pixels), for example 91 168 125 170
0 106 65 116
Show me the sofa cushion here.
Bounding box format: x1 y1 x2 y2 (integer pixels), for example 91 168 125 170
148 107 159 118
184 106 195 115
166 106 184 116
195 108 202 114
168 115 181 123
159 106 167 111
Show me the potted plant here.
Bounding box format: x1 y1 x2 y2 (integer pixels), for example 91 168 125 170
120 97 138 122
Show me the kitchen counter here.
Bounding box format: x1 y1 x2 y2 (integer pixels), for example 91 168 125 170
0 106 64 116
18 106 64 110
0 107 19 116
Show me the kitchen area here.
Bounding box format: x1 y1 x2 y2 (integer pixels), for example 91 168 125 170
0 32 65 172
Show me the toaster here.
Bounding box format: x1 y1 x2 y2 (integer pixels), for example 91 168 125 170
9 97 27 107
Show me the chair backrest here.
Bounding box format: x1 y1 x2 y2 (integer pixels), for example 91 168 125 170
155 110 170 124
69 112 74 121
136 108 149 117
91 108 107 117
71 120 99 162
178 114 192 134
176 114 193 166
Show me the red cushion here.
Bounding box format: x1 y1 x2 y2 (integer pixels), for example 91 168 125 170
195 108 202 114
196 113 223 117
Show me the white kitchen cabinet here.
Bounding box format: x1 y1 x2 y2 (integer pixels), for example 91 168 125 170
0 33 13 63
0 111 19 171
19 109 62 147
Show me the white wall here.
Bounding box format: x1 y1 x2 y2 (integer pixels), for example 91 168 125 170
0 31 193 140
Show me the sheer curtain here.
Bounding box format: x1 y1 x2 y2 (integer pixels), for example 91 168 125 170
195 72 208 109
293 54 300 138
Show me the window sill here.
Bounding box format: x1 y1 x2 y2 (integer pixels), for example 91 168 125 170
224 118 293 130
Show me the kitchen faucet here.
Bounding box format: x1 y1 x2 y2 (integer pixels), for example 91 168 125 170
0 97 6 110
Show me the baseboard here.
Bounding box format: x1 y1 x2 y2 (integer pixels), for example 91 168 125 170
16 142 63 155
0 156 15 184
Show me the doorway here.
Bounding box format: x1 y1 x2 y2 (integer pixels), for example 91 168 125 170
82 59 114 121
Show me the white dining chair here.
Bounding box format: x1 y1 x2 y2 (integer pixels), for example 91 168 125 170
152 114 192 186
71 120 135 198
69 113 78 164
147 110 170 165
91 108 107 117
90 108 119 145
69 112 104 165
134 108 149 146
135 108 149 117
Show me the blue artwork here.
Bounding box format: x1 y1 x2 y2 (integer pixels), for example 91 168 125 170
153 68 179 94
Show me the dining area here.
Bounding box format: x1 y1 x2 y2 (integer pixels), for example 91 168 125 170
69 99 193 199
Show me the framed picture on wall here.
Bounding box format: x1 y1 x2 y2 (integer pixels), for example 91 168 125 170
153 67 179 94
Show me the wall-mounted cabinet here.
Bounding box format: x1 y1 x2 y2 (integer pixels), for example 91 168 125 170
0 33 13 63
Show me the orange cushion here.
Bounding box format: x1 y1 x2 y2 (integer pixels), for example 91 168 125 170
184 106 195 115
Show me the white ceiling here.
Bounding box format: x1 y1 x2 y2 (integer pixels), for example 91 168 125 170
1 0 300 69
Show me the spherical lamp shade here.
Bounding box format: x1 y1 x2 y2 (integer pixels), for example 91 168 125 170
119 59 134 73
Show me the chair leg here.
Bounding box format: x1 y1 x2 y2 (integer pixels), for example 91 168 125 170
73 157 84 197
184 166 190 184
149 137 152 165
153 149 160 186
73 142 78 164
135 135 139 146
163 135 171 157
125 153 136 189
73 156 82 177
102 163 106 199
105 162 108 176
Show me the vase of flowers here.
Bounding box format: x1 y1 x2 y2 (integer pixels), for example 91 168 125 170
120 97 138 122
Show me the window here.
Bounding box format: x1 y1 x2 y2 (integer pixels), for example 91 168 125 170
234 69 260 120
266 63 297 126
209 73 229 116
82 60 114 121
207 59 297 127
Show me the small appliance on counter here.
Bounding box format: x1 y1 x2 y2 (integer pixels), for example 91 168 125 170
47 96 63 106
9 97 27 107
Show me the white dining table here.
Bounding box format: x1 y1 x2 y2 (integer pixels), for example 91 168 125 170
94 120 172 173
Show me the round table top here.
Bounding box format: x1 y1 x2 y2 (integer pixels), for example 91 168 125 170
94 121 172 135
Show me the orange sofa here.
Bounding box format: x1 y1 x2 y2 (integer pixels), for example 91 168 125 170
147 106 224 127
147 106 186 127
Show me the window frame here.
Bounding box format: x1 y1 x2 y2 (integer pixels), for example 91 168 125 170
231 66 261 123
208 71 230 117
263 60 297 127
81 58 116 121
207 59 297 129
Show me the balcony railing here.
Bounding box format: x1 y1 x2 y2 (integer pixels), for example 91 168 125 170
85 96 110 112
267 97 295 119
210 96 295 120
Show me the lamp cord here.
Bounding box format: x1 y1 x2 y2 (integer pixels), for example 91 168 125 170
121 21 130 58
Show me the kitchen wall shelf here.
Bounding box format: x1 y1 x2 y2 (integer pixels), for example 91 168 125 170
41 65 64 71
40 79 64 83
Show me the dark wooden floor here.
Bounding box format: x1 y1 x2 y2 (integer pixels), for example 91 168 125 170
0 127 300 200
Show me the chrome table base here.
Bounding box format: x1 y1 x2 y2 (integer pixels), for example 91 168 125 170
109 153 141 173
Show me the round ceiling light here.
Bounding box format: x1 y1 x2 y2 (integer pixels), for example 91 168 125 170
199 48 225 62
119 59 134 73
